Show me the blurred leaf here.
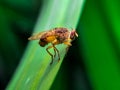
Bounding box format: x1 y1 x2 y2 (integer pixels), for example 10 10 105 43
0 4 23 76
102 0 120 49
0 0 38 12
80 0 120 90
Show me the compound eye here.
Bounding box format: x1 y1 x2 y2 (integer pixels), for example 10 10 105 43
70 32 75 40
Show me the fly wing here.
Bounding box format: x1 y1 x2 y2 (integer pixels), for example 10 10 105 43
28 31 47 40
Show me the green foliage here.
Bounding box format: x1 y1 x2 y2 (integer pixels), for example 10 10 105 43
1 0 120 90
79 0 120 90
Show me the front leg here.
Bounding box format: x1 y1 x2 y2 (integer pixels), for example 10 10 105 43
63 40 72 53
63 41 72 46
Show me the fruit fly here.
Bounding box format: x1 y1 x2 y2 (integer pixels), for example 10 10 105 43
28 27 78 65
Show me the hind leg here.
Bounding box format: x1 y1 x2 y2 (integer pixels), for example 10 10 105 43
46 45 54 65
52 45 60 62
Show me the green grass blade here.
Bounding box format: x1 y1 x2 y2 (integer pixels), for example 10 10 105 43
80 0 120 90
6 0 85 90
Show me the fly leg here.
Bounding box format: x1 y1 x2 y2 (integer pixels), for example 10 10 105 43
46 45 54 65
64 41 72 52
51 39 60 62
53 48 56 58
52 44 60 62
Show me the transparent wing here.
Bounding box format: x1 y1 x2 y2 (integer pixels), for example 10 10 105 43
28 31 47 40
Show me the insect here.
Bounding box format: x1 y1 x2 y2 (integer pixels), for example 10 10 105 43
28 27 78 65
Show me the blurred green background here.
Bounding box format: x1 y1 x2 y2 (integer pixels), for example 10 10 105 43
0 0 120 90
